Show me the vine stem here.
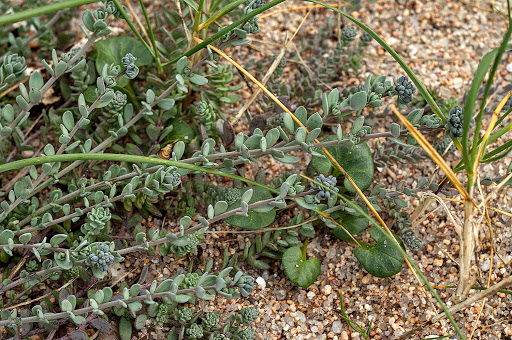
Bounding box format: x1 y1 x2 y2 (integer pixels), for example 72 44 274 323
0 284 236 326
3 187 317 292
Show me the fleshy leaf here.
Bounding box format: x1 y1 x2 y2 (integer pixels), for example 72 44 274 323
353 227 404 278
282 246 321 288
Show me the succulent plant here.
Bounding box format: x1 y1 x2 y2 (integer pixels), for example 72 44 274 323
341 25 358 42
241 307 259 324
187 323 204 339
202 311 220 331
445 106 474 138
81 206 112 236
312 174 339 203
391 76 416 104
174 306 194 324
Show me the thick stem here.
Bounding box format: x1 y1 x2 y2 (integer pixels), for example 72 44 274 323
455 198 477 301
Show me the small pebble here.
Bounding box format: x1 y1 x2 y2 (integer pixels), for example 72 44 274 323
332 321 343 334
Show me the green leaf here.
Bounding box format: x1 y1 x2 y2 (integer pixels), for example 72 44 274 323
155 279 173 293
390 123 400 138
294 106 307 126
353 227 404 278
50 234 67 247
61 299 73 312
183 0 198 11
189 73 208 85
163 118 194 143
157 98 175 110
311 135 374 193
176 56 188 74
350 91 367 111
90 318 111 333
272 153 300 164
128 301 142 312
306 112 323 130
29 71 44 90
224 187 276 230
0 230 14 245
332 207 369 241
54 251 73 270
126 143 143 156
95 36 153 87
119 316 132 340
19 233 32 244
282 246 321 288
135 314 147 330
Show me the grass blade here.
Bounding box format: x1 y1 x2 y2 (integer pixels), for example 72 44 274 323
111 0 154 59
0 0 100 26
138 0 163 73
468 23 512 176
197 0 246 33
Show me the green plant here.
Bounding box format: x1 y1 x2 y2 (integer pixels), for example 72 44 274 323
0 0 511 339
339 291 373 340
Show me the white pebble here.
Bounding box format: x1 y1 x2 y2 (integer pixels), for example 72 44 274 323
256 277 266 290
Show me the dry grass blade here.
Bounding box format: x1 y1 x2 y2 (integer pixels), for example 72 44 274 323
232 9 311 124
176 0 193 47
468 180 495 340
443 197 512 218
124 0 151 45
417 192 463 237
481 170 512 208
390 104 472 202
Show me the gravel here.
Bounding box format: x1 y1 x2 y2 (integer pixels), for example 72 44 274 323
235 1 511 339
128 1 512 339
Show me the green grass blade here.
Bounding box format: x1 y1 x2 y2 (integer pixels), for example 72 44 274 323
460 49 495 175
471 35 512 153
481 139 512 162
193 0 205 33
464 20 512 179
485 120 512 145
197 0 246 33
0 153 280 195
138 0 162 73
0 0 100 26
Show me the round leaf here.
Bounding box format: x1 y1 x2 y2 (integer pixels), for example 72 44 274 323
282 246 321 288
224 187 275 230
353 227 404 278
349 91 367 111
332 207 369 241
311 135 374 193
94 37 153 88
